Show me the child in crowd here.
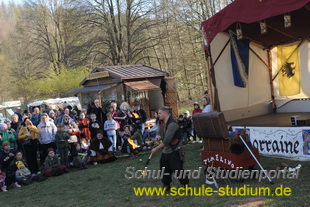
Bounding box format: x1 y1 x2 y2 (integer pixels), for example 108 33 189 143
120 125 132 154
122 125 132 137
44 148 69 177
192 102 202 142
89 130 116 165
122 125 142 157
177 114 188 144
78 112 91 142
192 102 203 114
104 112 117 153
71 143 90 170
62 114 80 144
142 111 159 143
129 125 143 146
14 152 32 185
0 167 7 192
89 113 100 140
0 123 16 150
183 111 193 143
80 138 90 151
55 124 70 166
4 120 17 150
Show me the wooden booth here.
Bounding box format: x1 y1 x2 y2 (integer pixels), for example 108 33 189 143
68 64 178 118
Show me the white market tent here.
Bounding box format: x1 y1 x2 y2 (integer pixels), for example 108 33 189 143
27 97 81 110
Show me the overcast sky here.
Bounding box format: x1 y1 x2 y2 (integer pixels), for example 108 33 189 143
1 0 24 5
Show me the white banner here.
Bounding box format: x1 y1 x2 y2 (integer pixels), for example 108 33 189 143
232 126 310 161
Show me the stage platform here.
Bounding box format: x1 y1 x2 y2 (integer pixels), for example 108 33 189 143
227 112 310 127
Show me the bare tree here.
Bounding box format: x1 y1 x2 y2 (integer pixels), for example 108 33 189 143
20 0 91 74
83 0 164 65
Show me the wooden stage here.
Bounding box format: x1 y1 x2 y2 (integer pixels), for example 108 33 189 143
227 112 310 127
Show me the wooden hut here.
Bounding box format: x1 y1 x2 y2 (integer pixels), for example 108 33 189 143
68 64 178 118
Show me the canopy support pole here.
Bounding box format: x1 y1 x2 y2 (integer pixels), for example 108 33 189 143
267 49 277 112
213 39 230 66
266 24 298 40
205 51 213 110
123 84 127 102
204 39 229 112
249 47 270 70
205 46 221 112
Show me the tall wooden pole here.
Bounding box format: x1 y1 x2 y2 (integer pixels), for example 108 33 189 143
267 49 276 112
205 45 221 112
205 50 214 111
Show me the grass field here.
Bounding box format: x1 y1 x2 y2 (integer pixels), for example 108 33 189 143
0 143 309 207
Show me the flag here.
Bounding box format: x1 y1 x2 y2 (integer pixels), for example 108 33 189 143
278 43 300 96
230 31 250 88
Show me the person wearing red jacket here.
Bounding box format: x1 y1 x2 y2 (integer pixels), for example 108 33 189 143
192 101 202 114
78 112 91 141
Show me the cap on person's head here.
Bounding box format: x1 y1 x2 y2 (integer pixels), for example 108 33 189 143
194 102 199 105
0 123 7 130
183 110 190 114
49 110 55 116
71 110 77 115
2 141 10 148
134 102 141 107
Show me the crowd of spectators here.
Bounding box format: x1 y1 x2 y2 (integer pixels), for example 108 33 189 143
0 99 153 192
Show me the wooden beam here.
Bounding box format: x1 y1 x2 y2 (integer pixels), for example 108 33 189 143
304 4 310 11
206 46 221 112
267 50 277 112
213 39 230 66
266 24 297 40
249 47 271 70
227 30 269 49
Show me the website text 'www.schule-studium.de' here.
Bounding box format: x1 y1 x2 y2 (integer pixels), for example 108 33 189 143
133 184 292 197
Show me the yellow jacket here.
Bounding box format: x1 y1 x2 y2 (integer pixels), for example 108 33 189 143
18 126 39 140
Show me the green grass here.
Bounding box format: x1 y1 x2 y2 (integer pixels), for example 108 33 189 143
0 143 310 207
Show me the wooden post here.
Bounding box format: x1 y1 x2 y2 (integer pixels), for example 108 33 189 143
205 50 214 111
267 49 277 112
78 92 83 108
205 45 221 112
98 94 102 108
123 83 127 102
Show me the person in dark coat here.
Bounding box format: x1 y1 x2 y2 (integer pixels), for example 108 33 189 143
130 102 147 134
88 99 106 129
0 142 21 188
89 130 116 164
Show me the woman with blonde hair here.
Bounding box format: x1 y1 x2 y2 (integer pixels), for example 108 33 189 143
18 118 40 176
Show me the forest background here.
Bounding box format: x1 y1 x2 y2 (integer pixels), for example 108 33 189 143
0 0 233 104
